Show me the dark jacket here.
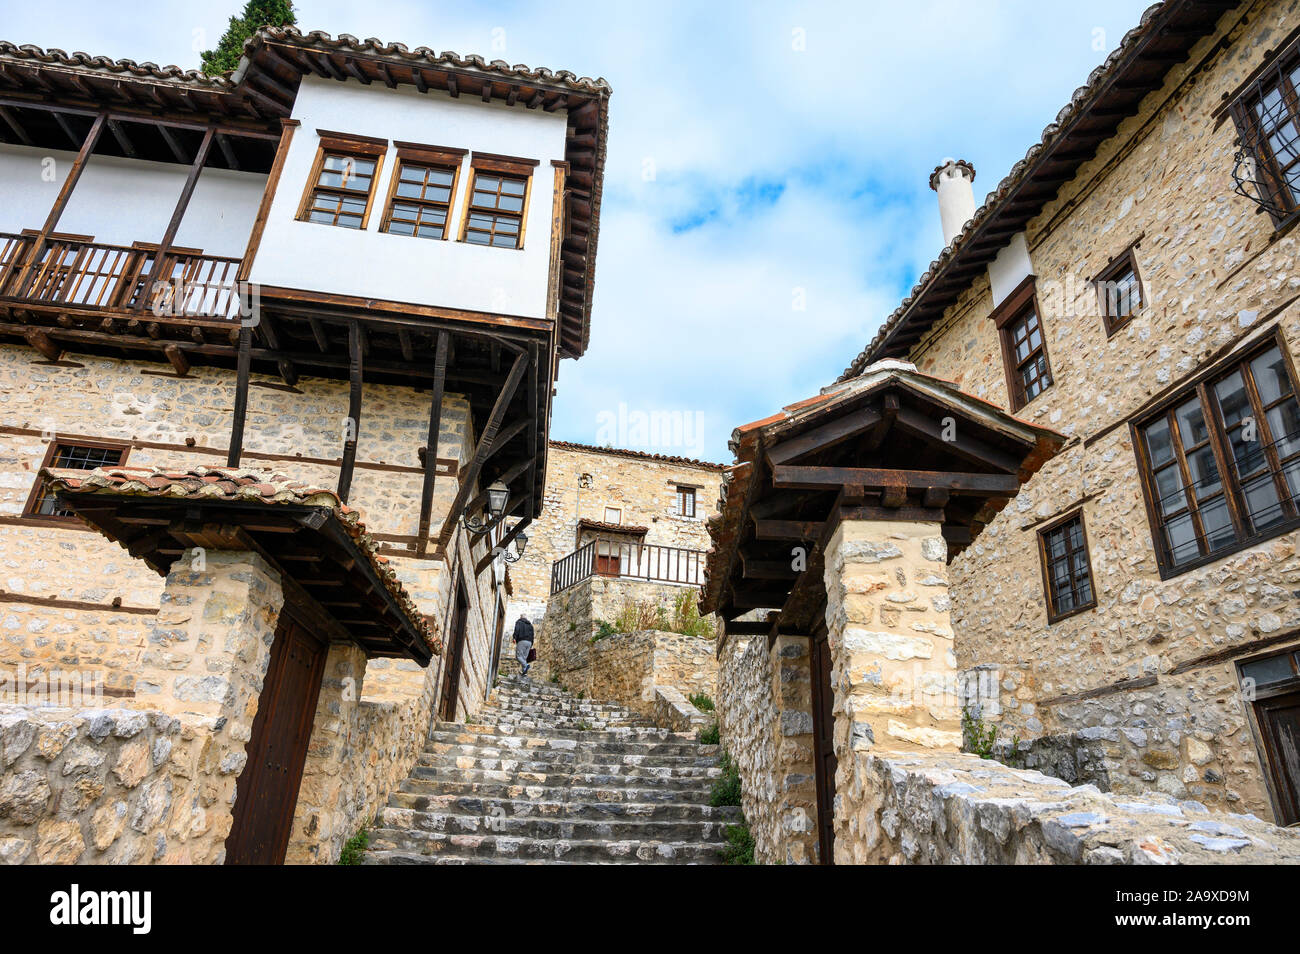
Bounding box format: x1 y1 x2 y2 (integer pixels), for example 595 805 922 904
513 617 535 643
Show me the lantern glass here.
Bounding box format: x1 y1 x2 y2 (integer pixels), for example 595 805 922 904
486 481 509 519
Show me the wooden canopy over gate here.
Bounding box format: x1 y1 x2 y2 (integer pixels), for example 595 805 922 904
44 466 437 664
701 361 1065 637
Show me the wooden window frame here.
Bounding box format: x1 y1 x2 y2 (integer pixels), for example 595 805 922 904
990 275 1053 412
295 132 388 231
603 506 622 525
1036 509 1097 624
379 143 467 241
1235 644 1300 826
1227 31 1300 229
676 485 697 518
1093 240 1145 337
457 152 538 251
22 438 130 523
1132 327 1300 579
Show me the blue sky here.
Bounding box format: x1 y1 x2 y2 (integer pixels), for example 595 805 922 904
1 0 1157 462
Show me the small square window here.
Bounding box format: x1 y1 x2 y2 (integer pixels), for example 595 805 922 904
25 441 129 520
381 148 464 241
1095 248 1144 335
1037 512 1096 623
603 507 622 524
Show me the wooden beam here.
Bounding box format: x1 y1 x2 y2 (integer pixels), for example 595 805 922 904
215 132 239 170
162 343 190 376
17 111 106 297
437 351 529 548
227 325 252 466
741 558 797 580
0 105 32 145
140 125 214 311
766 406 882 466
337 321 364 503
416 331 449 557
771 464 1020 495
893 405 1023 473
22 328 61 361
106 118 135 157
158 124 188 163
754 519 822 541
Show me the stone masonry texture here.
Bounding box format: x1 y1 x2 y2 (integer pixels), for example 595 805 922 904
893 0 1300 822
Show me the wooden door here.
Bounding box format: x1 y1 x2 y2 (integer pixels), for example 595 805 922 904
488 595 506 685
809 623 837 864
226 613 327 865
438 577 470 722
1257 691 1300 826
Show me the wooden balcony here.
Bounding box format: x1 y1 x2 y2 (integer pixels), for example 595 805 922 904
0 232 242 320
551 536 708 595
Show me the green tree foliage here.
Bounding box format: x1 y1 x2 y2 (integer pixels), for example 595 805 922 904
201 0 297 75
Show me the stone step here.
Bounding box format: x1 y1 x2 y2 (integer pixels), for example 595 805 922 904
487 700 640 719
423 741 717 767
387 790 743 824
376 805 731 842
398 777 715 804
417 752 722 779
363 828 726 864
427 728 709 758
409 764 720 790
435 722 691 744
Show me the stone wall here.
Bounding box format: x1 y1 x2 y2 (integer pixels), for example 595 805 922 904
837 749 1300 865
0 345 487 715
889 0 1300 821
536 575 716 720
716 631 820 865
505 442 723 633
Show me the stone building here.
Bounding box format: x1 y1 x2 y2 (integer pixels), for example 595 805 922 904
0 27 610 863
706 0 1300 864
506 440 724 625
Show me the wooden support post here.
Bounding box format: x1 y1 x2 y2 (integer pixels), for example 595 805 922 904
437 351 529 549
416 331 449 556
140 125 215 311
237 118 299 284
18 111 106 297
162 343 190 376
227 325 252 467
337 321 364 503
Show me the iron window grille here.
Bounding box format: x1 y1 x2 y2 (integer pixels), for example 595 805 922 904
1229 37 1300 226
24 440 128 519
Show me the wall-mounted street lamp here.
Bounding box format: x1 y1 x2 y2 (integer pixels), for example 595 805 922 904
464 480 510 534
501 531 528 564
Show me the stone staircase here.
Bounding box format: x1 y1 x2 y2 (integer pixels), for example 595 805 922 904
361 662 738 864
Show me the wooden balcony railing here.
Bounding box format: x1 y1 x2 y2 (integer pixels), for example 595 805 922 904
550 535 708 595
0 232 242 320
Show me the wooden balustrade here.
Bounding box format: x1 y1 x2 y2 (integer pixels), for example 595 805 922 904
0 231 242 320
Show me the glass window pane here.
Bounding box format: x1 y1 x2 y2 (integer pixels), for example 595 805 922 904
1214 371 1251 429
501 178 526 195
1199 497 1236 552
396 180 423 198
1242 474 1284 529
1266 398 1300 458
1145 418 1174 467
499 194 524 213
1185 446 1221 500
1240 653 1298 687
1175 398 1209 447
1250 348 1293 405
1164 512 1199 564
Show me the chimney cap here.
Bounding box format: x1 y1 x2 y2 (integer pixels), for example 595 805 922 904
929 158 976 191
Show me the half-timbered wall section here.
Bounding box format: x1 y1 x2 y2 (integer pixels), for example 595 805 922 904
0 26 609 864
832 0 1300 825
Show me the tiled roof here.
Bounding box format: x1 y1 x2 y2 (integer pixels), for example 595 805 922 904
0 40 230 87
577 518 649 535
839 0 1234 379
702 361 1066 614
243 27 611 92
549 440 726 471
41 465 441 655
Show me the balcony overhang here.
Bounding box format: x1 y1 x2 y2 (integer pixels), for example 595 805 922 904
701 361 1065 630
45 465 438 664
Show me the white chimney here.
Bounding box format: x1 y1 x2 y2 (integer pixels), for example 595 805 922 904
929 158 977 248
